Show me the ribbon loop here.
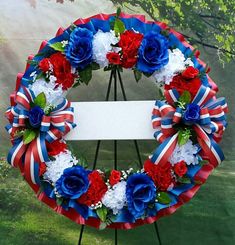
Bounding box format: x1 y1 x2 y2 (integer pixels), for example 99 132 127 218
152 86 227 168
5 86 76 190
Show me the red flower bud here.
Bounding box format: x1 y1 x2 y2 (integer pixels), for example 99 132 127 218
106 52 121 65
174 160 188 177
39 162 47 176
46 140 67 156
181 66 199 79
39 58 51 73
109 170 121 186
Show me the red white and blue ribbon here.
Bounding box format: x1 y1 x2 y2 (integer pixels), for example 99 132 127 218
5 86 76 191
151 85 228 167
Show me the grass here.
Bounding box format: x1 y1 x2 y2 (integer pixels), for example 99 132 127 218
0 155 235 245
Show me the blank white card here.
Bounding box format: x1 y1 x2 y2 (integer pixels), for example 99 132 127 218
65 101 156 140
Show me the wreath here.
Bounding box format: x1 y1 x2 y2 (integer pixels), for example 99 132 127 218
5 11 228 230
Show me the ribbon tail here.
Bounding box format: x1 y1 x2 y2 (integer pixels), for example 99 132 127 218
194 125 224 167
24 141 40 193
151 133 178 165
7 140 27 168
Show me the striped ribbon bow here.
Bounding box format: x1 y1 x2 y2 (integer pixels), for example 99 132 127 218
5 86 76 191
151 85 228 168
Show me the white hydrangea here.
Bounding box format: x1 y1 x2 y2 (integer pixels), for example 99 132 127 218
169 140 199 166
43 150 78 184
153 48 194 85
102 181 127 215
92 30 119 68
29 78 65 106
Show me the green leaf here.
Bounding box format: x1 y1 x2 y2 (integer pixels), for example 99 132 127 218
14 129 26 138
36 72 46 80
143 72 153 78
133 69 142 82
79 66 92 85
49 156 56 161
178 91 191 107
178 176 191 184
114 18 125 36
56 197 64 206
116 7 121 17
99 222 107 230
178 128 191 146
72 81 80 88
96 206 108 222
50 42 65 52
158 88 165 100
34 52 46 58
37 180 49 195
104 65 113 72
160 29 170 37
23 129 37 145
34 92 47 109
27 59 39 66
156 192 171 205
91 62 100 70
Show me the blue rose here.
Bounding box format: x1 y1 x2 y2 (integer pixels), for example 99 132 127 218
137 31 169 74
56 166 90 199
28 106 44 128
183 103 201 124
65 27 93 69
126 173 156 219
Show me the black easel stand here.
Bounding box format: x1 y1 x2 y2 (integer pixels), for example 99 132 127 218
78 68 162 245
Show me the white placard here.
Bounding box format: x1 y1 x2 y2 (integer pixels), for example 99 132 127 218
65 101 156 140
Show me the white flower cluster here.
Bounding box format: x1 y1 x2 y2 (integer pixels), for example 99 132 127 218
29 78 65 106
102 181 127 215
43 150 78 184
92 30 119 68
153 48 194 85
169 140 199 166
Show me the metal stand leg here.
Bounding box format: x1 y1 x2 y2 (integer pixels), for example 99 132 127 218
115 228 118 245
154 222 162 245
77 67 162 244
78 225 84 245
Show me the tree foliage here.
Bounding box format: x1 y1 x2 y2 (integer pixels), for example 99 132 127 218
112 0 235 63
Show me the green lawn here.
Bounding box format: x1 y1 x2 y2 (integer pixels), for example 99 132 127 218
1 155 235 245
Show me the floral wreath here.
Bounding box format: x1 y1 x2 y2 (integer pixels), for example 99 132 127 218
5 11 228 230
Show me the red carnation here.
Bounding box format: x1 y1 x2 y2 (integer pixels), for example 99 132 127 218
181 66 199 80
165 67 201 99
49 52 75 90
78 171 108 206
174 160 187 177
106 52 121 65
39 58 51 73
39 162 47 176
144 159 174 191
46 140 67 156
118 30 143 68
109 170 121 186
